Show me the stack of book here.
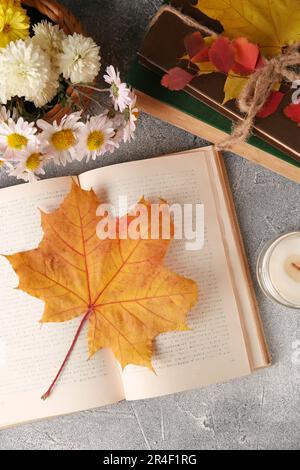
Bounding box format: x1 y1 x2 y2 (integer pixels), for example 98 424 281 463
128 1 300 183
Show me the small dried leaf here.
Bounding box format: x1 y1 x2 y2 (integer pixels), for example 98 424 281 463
223 75 248 104
231 37 260 75
185 32 204 58
284 101 300 125
257 91 285 118
161 67 194 91
255 54 266 70
191 48 210 63
195 61 217 75
208 36 235 73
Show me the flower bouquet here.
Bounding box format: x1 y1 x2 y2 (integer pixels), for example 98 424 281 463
0 0 138 182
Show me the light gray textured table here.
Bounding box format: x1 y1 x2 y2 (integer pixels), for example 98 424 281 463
0 0 299 450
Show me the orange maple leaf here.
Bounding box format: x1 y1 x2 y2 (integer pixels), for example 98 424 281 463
5 182 198 399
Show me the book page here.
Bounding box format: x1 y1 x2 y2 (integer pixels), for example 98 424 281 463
0 177 124 429
79 148 252 400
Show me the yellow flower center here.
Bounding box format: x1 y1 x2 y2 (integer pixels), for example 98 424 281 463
7 133 28 150
87 131 105 151
111 83 119 98
26 153 41 171
52 129 76 151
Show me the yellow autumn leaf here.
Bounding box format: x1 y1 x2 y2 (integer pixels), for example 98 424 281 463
223 75 248 103
180 55 216 75
223 75 281 104
195 61 217 75
204 36 215 47
196 0 300 56
178 58 215 79
5 182 198 398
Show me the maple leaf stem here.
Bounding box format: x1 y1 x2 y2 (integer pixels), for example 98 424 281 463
41 308 93 401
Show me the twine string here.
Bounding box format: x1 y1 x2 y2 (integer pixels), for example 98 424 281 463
218 43 300 150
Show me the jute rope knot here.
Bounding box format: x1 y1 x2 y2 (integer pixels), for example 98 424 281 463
218 42 300 150
150 6 300 151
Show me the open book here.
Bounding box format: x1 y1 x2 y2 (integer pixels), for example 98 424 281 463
0 147 270 429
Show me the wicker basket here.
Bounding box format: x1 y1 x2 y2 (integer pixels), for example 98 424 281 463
22 0 91 123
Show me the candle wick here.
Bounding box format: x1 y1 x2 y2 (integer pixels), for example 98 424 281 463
291 263 300 272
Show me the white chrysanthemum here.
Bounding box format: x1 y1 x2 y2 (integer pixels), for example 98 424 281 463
0 90 8 105
79 115 115 161
0 117 37 159
104 65 132 112
38 112 85 166
33 69 60 108
32 21 66 61
9 141 47 183
57 33 101 84
0 39 56 108
0 53 9 104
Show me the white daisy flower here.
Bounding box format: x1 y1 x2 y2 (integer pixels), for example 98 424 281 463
0 39 54 108
37 112 85 166
0 156 13 171
0 117 37 160
32 21 66 61
122 91 139 143
57 33 101 84
10 142 46 183
104 65 132 112
0 106 18 123
79 115 116 161
100 110 124 152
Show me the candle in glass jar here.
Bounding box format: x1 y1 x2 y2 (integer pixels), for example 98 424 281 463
257 232 300 309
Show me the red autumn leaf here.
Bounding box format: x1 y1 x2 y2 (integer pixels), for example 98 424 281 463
231 37 260 75
284 102 300 124
192 47 210 63
185 32 204 59
184 32 210 63
257 91 285 118
208 36 235 73
255 53 266 70
161 67 194 91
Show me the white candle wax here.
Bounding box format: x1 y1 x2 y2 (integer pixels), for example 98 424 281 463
269 234 300 306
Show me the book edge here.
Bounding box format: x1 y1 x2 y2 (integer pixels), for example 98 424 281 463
211 148 271 369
